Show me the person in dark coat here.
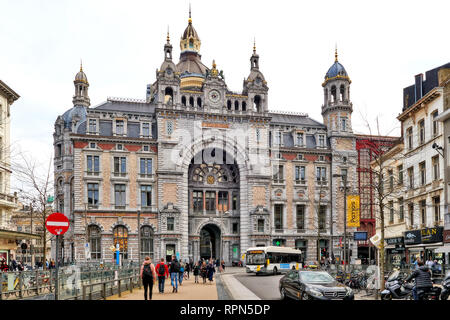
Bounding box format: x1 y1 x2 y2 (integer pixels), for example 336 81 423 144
193 262 200 283
200 261 207 284
206 262 216 284
405 260 433 300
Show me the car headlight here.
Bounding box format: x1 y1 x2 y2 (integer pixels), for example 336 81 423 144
345 287 353 296
308 288 323 297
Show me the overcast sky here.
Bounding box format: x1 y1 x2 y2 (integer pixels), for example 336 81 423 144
1 0 449 190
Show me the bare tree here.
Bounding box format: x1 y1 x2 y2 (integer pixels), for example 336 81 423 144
11 152 54 269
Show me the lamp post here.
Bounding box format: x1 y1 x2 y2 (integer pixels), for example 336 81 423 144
137 209 141 267
333 173 348 272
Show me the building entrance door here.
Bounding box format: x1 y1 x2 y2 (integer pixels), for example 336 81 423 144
166 244 175 262
199 224 221 261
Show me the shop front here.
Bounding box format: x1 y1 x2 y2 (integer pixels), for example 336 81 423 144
404 227 445 269
0 229 41 265
385 237 405 268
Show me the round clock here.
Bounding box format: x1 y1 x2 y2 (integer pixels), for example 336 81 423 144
208 90 221 104
166 68 173 75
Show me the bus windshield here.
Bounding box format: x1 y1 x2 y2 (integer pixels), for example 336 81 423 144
246 252 266 265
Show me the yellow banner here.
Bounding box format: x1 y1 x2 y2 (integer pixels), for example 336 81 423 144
347 195 360 227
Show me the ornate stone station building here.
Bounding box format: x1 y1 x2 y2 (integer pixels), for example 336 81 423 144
53 14 358 265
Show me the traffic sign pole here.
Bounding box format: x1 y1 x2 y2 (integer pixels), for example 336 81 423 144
55 235 59 300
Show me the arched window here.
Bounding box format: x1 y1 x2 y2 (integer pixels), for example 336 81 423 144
227 100 232 110
234 101 239 111
88 225 101 260
140 226 154 260
113 225 128 260
340 85 345 101
181 96 187 106
242 101 247 112
164 87 173 104
254 95 261 112
189 39 194 48
324 88 328 104
197 97 202 108
331 86 336 103
189 96 194 107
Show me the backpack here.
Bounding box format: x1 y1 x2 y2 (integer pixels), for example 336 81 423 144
172 261 180 273
143 264 153 279
157 264 166 276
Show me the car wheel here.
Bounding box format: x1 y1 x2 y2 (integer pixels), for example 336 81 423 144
273 267 278 275
301 291 311 300
280 287 287 300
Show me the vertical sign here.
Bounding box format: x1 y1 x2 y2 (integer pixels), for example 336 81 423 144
346 195 360 227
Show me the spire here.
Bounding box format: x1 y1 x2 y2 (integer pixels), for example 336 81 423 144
167 25 170 43
188 3 192 23
335 44 338 62
253 37 256 54
80 59 83 72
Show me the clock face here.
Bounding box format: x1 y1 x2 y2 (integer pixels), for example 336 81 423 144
208 90 221 104
166 68 172 75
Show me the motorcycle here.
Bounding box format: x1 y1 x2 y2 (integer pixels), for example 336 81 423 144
440 271 450 300
381 270 413 300
415 284 441 300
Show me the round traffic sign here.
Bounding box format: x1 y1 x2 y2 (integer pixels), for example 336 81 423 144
45 212 69 236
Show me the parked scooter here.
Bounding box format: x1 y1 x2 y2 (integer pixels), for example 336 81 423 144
440 271 450 300
381 270 413 300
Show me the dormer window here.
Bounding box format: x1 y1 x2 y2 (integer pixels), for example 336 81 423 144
142 122 150 137
296 132 304 146
318 135 325 148
88 119 97 134
274 131 282 146
116 120 125 135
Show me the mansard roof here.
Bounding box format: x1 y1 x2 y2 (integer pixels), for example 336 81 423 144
269 111 325 127
92 97 155 114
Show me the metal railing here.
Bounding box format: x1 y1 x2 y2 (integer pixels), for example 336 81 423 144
1 265 141 300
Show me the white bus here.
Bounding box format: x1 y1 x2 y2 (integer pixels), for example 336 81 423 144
245 246 303 275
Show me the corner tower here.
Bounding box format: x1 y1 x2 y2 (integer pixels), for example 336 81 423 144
72 63 90 107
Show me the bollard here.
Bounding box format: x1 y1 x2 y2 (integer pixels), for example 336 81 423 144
130 277 133 293
82 285 86 300
19 272 23 299
102 282 106 300
118 279 121 297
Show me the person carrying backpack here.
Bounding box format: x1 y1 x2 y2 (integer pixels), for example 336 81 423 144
155 258 169 293
140 256 157 300
193 262 200 283
169 257 180 293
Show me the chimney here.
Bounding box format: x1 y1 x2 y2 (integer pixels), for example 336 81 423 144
414 73 423 102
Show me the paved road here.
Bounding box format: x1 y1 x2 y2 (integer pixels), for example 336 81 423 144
233 272 377 300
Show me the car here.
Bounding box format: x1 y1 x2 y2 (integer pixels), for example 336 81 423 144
279 269 354 300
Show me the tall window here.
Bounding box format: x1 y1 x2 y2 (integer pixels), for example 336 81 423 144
232 192 238 211
397 165 403 185
140 158 152 176
140 185 152 207
418 119 425 145
142 122 150 137
419 162 426 186
296 205 305 230
218 191 228 212
399 198 404 221
316 167 327 183
114 157 127 175
389 201 394 223
193 191 203 213
257 219 264 232
341 117 347 131
116 120 124 135
407 127 413 149
88 225 101 260
408 167 414 189
420 200 426 225
273 165 284 182
432 110 439 136
408 203 414 226
274 204 283 230
166 121 173 135
256 128 261 143
433 196 440 222
318 135 325 147
87 155 100 175
205 191 216 213
432 156 439 180
140 226 154 260
296 132 304 146
274 131 281 146
318 205 326 231
114 184 126 207
295 166 306 182
113 226 128 259
87 183 99 206
88 119 97 133
388 169 394 191
167 217 174 231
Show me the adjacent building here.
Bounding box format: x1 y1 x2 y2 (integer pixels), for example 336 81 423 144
53 14 360 265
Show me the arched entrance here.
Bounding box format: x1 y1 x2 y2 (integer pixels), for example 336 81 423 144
199 224 221 261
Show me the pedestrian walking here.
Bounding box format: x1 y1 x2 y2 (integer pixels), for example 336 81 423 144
193 262 200 283
140 256 157 300
207 261 216 284
155 258 169 293
221 260 225 273
169 256 180 292
200 261 207 284
185 261 190 279
179 261 185 286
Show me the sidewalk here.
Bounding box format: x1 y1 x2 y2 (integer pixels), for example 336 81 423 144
107 274 218 300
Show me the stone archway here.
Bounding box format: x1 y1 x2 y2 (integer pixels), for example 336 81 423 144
199 224 221 261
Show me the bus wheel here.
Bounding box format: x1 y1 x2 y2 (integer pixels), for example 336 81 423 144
273 267 278 275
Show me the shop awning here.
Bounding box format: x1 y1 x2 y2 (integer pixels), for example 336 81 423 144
0 229 41 240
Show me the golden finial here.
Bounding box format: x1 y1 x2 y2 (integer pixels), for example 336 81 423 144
188 3 192 23
335 44 338 62
253 37 256 54
212 59 216 69
80 59 83 72
167 25 170 42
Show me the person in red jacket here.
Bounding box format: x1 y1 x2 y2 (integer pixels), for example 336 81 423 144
155 258 170 293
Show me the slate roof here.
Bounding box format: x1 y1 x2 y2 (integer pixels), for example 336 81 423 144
269 112 325 127
93 99 155 114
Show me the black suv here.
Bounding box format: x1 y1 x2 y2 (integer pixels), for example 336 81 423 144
279 270 354 300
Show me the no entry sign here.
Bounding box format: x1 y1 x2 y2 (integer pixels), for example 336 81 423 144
46 212 69 236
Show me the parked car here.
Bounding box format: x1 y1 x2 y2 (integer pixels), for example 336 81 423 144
279 270 354 300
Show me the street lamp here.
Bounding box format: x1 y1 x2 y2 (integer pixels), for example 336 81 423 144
333 172 349 272
432 142 444 158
